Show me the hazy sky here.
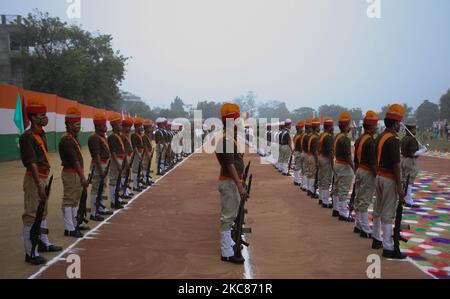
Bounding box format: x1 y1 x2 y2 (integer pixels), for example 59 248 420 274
2 0 450 112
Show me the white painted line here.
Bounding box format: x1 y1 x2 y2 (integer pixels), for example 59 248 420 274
29 153 196 279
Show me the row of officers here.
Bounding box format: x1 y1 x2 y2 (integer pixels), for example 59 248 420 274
19 98 182 265
265 104 427 260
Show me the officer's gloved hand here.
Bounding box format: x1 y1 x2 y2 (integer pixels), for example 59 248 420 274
414 145 428 157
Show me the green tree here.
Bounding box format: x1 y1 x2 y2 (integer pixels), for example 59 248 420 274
415 100 440 131
318 105 347 122
440 89 450 121
15 10 128 110
291 107 316 120
349 108 363 125
169 96 188 118
196 101 222 119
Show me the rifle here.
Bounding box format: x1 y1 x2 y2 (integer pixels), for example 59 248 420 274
393 175 409 256
121 153 134 197
137 153 144 189
234 174 253 259
95 161 111 216
76 168 94 232
145 149 155 185
287 154 293 176
30 175 53 258
157 144 165 175
114 157 128 206
347 182 356 221
313 160 319 198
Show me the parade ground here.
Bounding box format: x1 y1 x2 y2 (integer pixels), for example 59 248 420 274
1 147 449 279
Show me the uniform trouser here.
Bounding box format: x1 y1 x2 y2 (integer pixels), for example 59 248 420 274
401 157 419 205
22 175 52 256
279 145 291 174
300 153 307 189
332 163 354 217
142 152 151 181
109 158 123 204
61 171 82 231
354 168 376 233
373 175 398 250
293 151 302 183
132 151 144 189
218 180 240 257
318 156 332 204
304 155 317 193
90 163 109 217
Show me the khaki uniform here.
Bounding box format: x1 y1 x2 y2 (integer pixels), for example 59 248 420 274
332 132 354 217
59 133 84 208
19 128 53 255
300 133 310 190
318 133 333 189
215 134 245 232
108 133 126 187
400 135 419 185
88 133 110 216
19 130 51 226
131 132 144 174
372 130 401 250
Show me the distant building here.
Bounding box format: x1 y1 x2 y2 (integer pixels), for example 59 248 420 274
120 90 145 112
0 15 25 87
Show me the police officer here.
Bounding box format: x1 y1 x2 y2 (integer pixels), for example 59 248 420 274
108 113 127 210
353 111 378 238
20 98 63 264
59 107 89 238
131 117 145 191
401 120 427 208
142 119 155 184
306 117 320 198
317 117 334 208
280 119 293 176
215 103 249 264
88 113 112 221
292 120 305 185
372 104 407 259
332 112 355 220
120 116 134 199
300 119 312 192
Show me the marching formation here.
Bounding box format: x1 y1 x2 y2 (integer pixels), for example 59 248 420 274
265 103 428 260
19 97 186 265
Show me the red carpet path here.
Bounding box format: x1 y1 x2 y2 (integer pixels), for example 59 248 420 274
33 152 436 279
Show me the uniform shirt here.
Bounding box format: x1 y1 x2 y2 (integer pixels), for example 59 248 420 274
354 133 376 168
88 133 110 161
154 128 164 144
215 134 244 178
401 135 419 158
59 133 83 168
301 133 310 153
280 129 291 145
143 133 152 150
335 133 351 161
375 130 400 171
293 132 304 152
319 133 333 157
131 132 144 150
108 133 125 156
308 133 318 154
19 129 50 169
121 133 133 155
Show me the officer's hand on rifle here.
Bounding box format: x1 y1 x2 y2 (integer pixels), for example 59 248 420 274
238 184 249 201
37 182 48 203
80 177 89 190
396 184 406 202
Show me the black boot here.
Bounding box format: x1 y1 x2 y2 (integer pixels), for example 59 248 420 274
25 254 47 265
38 240 63 253
64 230 83 238
382 249 407 260
318 199 323 205
332 210 340 217
221 255 245 264
353 227 361 234
372 238 383 249
360 231 372 239
90 215 104 222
